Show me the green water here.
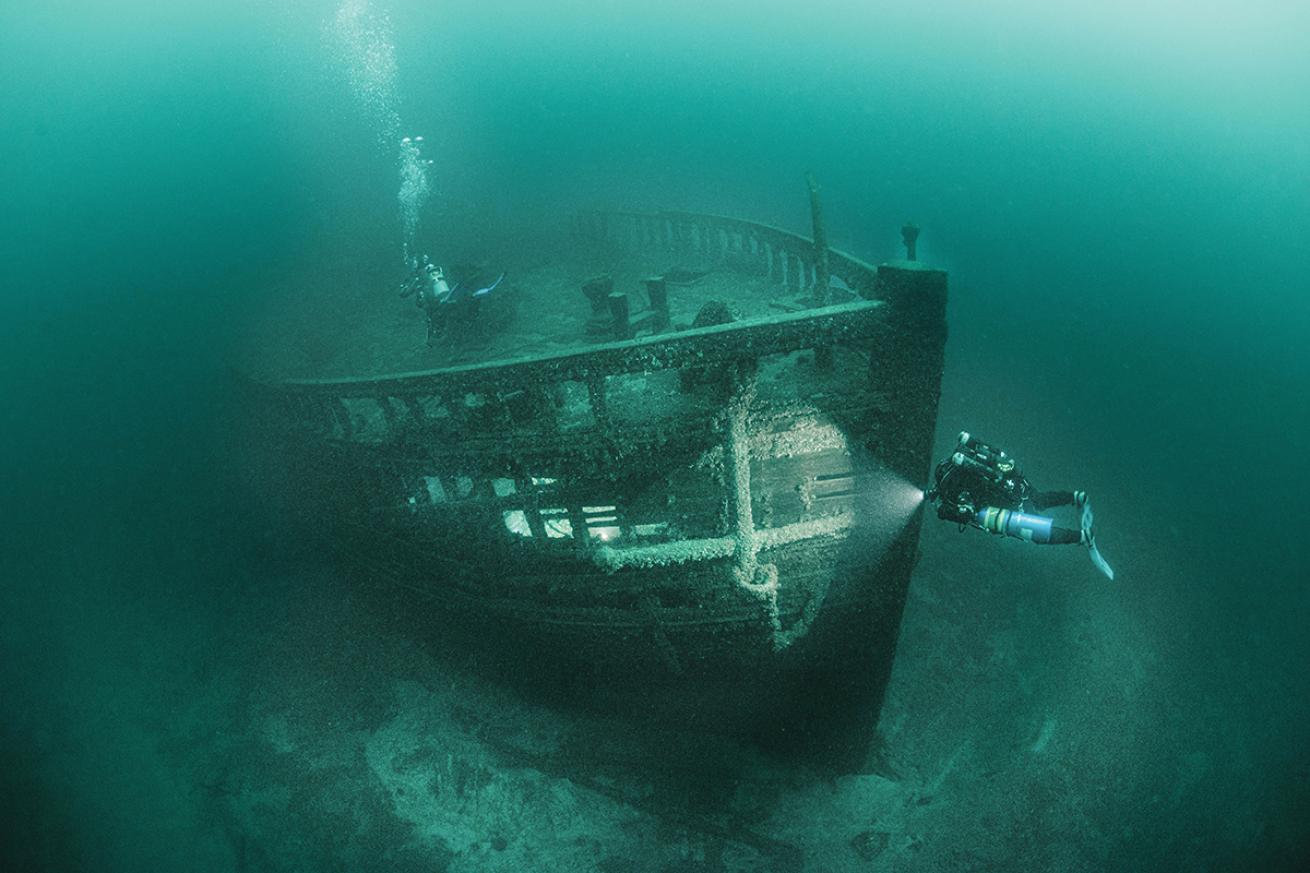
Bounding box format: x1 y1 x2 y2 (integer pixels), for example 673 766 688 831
2 1 1307 870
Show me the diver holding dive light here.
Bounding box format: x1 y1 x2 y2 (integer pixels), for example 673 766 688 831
926 432 1115 579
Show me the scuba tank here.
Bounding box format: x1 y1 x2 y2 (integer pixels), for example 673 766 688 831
974 506 1058 543
972 502 1114 579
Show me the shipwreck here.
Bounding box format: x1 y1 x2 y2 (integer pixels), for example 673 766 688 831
243 189 948 763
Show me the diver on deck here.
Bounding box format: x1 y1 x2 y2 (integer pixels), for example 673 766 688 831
926 432 1115 579
400 256 506 347
404 256 449 346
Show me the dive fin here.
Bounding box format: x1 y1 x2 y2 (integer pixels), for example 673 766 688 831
1078 495 1114 580
472 272 505 297
1089 540 1115 581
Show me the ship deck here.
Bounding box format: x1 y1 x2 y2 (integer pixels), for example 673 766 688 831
240 225 860 385
235 205 906 385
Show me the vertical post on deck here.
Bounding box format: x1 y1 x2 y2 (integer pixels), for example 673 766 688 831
643 277 670 331
902 222 920 261
808 173 834 367
806 172 831 307
607 291 631 340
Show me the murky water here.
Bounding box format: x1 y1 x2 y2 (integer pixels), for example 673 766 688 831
2 2 1307 870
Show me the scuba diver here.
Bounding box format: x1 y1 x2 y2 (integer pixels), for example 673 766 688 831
400 256 505 347
926 432 1115 580
399 255 446 346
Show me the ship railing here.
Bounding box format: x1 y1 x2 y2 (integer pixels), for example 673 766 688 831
251 297 888 453
573 208 882 300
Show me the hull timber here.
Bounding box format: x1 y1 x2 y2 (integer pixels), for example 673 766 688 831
245 209 947 761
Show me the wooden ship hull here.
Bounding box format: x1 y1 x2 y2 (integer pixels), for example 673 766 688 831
244 209 948 762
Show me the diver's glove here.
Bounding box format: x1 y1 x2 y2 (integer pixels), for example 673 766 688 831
1075 493 1115 580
